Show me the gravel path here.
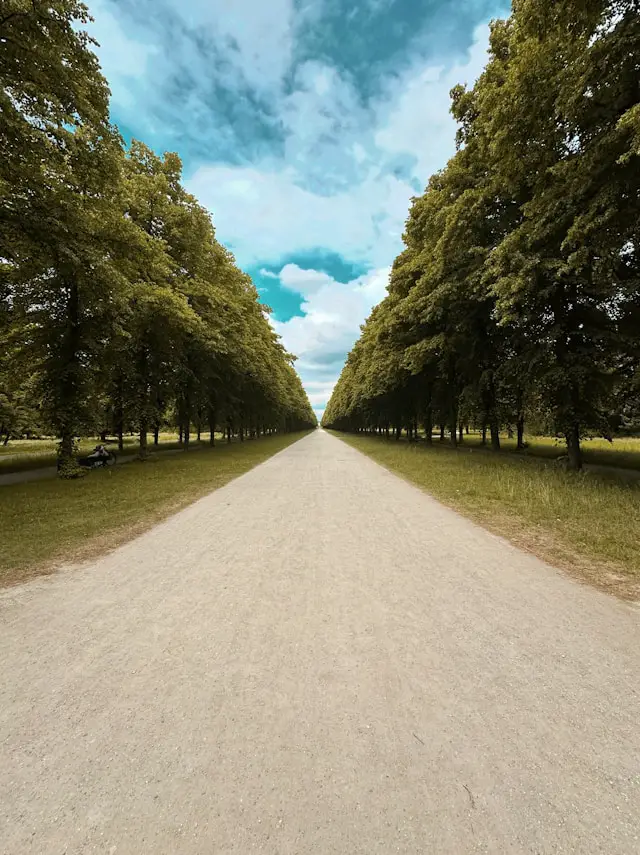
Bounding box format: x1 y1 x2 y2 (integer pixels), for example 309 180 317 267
1 429 638 854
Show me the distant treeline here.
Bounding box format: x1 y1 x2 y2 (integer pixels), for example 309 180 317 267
323 0 639 469
0 2 316 467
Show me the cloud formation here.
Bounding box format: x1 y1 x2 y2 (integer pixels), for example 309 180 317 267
187 164 412 268
184 21 492 273
272 264 391 414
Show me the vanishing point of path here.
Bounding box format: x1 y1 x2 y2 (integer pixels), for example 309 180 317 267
1 429 639 854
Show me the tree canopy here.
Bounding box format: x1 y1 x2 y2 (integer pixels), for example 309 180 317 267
323 0 639 470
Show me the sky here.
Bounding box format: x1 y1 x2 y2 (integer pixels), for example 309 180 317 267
88 0 509 418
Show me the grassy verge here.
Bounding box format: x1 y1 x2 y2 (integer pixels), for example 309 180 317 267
1 432 308 588
336 432 640 600
0 433 224 474
453 433 640 472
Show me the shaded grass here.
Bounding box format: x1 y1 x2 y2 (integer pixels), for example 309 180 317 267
0 433 221 474
1 432 308 587
456 433 640 472
336 433 640 599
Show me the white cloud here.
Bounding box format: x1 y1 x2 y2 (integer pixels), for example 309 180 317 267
89 0 159 109
352 142 368 165
272 265 392 413
171 0 296 92
91 3 492 275
187 24 492 269
279 60 370 190
259 268 279 279
374 24 491 180
188 165 412 267
279 265 334 296
87 0 300 146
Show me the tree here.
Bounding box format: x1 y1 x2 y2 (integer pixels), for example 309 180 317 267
1 1 127 469
481 0 640 467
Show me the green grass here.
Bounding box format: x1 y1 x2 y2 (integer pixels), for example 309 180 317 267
336 432 640 599
0 432 308 587
0 433 220 474
455 433 640 473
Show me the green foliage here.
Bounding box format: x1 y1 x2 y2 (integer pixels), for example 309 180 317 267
0 3 315 468
323 0 640 470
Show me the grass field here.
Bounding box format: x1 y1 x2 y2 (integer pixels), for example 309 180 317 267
336 432 640 600
453 433 640 473
0 433 221 474
0 432 308 588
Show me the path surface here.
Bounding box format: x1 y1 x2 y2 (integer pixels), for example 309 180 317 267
1 429 639 854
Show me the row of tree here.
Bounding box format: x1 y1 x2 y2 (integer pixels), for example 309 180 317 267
0 2 316 467
323 0 639 469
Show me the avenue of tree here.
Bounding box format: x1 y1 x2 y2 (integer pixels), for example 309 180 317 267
0 1 316 472
323 0 639 470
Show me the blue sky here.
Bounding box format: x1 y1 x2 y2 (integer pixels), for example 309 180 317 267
88 0 508 416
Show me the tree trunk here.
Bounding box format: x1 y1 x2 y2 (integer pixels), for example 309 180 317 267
179 426 183 444
481 424 487 446
439 424 445 441
449 399 458 448
57 281 81 472
153 424 160 446
184 421 190 450
226 423 232 444
507 426 514 439
458 422 464 444
208 408 216 446
565 423 582 470
385 423 390 439
517 415 525 450
137 347 150 459
197 425 201 442
139 423 148 459
425 406 433 445
465 424 470 435
239 425 245 442
490 422 501 452
100 430 107 442
58 426 78 471
58 431 77 471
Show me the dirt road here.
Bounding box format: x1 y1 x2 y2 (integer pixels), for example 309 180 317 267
1 429 638 853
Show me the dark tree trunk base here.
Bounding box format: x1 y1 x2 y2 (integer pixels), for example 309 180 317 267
565 423 582 470
517 416 525 450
